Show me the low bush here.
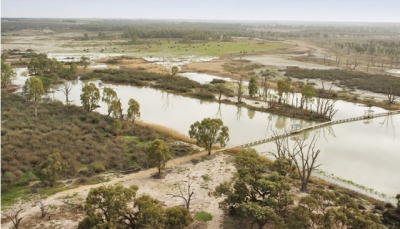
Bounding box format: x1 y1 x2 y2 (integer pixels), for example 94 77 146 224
285 68 400 96
194 211 213 222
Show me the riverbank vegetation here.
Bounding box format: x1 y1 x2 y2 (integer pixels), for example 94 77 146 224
286 68 400 97
0 91 197 206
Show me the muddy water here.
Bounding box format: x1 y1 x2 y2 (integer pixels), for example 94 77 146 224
252 115 400 200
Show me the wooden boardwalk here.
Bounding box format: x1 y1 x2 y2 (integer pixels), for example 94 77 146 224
217 110 400 151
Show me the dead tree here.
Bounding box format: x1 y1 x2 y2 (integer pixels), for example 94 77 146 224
272 131 322 192
3 202 25 229
167 175 195 210
387 86 398 104
291 134 321 192
260 70 271 100
35 194 50 218
353 59 360 70
345 59 351 69
236 74 245 103
61 82 73 104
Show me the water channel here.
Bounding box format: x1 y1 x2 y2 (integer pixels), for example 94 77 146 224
12 67 400 201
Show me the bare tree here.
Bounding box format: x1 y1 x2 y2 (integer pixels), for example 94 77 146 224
35 194 50 218
291 134 321 192
167 175 195 210
260 70 271 100
345 59 351 69
236 74 245 103
271 130 321 192
353 59 360 70
61 82 73 104
387 86 398 104
334 49 341 67
3 201 25 229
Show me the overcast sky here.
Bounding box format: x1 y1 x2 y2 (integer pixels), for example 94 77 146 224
2 0 399 22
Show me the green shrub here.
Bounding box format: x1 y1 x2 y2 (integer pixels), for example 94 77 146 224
194 211 213 222
90 163 106 174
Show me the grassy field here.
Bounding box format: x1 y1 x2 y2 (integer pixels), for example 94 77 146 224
6 31 287 57
117 40 288 57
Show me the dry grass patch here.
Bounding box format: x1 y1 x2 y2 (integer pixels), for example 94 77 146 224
134 121 196 144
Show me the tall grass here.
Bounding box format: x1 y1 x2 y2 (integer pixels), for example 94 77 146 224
134 121 196 144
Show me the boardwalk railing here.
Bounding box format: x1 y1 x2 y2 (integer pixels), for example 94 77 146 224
217 110 400 151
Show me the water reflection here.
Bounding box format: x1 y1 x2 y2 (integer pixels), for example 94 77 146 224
247 108 255 120
215 104 223 119
236 106 244 121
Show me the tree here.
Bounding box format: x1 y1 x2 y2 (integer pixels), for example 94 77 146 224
127 98 140 123
301 84 316 110
27 57 40 75
146 139 172 175
70 62 78 73
102 87 118 116
110 99 124 119
189 118 229 155
215 84 230 104
171 66 179 76
213 149 293 229
3 201 25 229
164 206 193 229
79 184 139 228
79 184 191 229
1 61 16 88
23 77 45 117
39 152 69 187
167 175 195 210
80 82 100 112
248 77 258 98
260 70 271 99
35 194 50 218
272 131 321 192
277 80 289 104
81 56 90 72
131 194 165 228
387 85 398 104
236 74 245 103
61 81 73 104
287 190 385 229
1 52 8 61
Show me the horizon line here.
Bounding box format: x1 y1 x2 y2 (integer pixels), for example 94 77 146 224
2 17 400 24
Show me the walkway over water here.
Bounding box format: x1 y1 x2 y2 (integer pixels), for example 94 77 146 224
218 110 400 150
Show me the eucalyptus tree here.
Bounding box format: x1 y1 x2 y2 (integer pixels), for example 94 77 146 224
80 82 100 112
189 118 229 155
248 77 258 98
23 77 45 117
146 139 172 175
127 98 140 122
1 61 16 88
102 87 118 116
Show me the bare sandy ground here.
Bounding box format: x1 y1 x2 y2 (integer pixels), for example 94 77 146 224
1 152 236 229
